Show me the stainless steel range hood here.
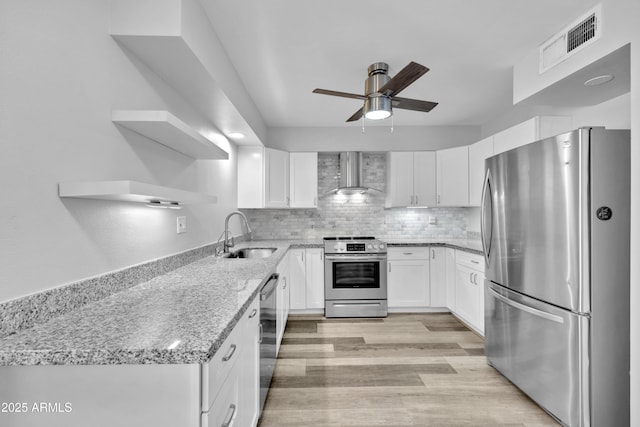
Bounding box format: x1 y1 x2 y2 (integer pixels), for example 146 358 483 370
329 152 380 195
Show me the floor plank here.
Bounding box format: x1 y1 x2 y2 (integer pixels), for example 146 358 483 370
258 313 559 427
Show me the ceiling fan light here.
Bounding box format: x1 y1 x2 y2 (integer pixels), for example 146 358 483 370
364 96 392 120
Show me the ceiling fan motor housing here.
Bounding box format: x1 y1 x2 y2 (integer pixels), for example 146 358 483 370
365 62 390 95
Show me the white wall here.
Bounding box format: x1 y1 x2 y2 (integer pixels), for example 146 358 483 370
267 125 480 152
0 1 238 303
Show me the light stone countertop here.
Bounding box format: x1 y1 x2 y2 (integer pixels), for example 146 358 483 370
0 238 480 366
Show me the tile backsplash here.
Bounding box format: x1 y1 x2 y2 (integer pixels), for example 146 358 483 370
242 152 472 240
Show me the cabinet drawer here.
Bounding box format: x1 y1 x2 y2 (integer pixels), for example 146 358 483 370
202 326 240 412
205 366 239 426
387 247 429 260
456 251 484 271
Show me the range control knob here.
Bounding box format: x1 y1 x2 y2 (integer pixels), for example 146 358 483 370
333 245 338 250
368 244 372 249
379 244 385 249
373 244 379 249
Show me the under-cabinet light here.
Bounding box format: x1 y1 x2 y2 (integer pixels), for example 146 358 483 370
145 200 182 209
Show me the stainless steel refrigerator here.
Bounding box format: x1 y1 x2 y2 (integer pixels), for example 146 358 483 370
481 127 630 426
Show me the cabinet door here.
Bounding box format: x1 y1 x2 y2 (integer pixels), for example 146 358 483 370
445 248 456 311
454 264 480 328
436 146 469 206
305 248 325 309
413 152 437 207
276 257 290 352
385 152 414 207
289 249 306 310
429 247 447 307
468 137 494 206
289 152 318 208
264 148 290 208
388 259 430 307
475 269 485 335
237 146 264 209
239 298 260 427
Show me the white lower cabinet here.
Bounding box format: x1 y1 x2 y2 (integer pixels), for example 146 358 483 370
387 248 430 308
453 251 484 335
239 297 260 427
429 247 447 307
276 256 290 355
288 248 324 311
445 248 456 310
203 296 260 427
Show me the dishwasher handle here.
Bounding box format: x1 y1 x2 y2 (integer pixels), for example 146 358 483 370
260 273 279 301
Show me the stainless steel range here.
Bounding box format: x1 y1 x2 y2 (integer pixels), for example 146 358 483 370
323 236 388 318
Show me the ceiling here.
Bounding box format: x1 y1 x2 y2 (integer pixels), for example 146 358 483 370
200 0 601 129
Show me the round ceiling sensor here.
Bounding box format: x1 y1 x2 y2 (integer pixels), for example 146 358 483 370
584 74 614 86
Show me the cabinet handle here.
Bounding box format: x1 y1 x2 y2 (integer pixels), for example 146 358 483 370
437 194 441 204
410 195 414 205
469 272 473 284
221 404 236 427
248 308 257 319
471 259 480 264
389 263 391 273
403 252 413 255
222 344 237 362
286 196 290 206
258 324 263 344
283 278 287 290
431 249 435 259
415 195 419 205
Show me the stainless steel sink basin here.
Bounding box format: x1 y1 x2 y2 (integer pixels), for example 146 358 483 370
224 247 277 259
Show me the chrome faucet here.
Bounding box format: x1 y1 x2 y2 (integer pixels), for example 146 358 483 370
223 211 252 253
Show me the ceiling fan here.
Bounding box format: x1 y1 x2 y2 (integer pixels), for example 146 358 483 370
313 61 438 122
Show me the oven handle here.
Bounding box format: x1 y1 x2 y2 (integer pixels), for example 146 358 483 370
324 254 387 261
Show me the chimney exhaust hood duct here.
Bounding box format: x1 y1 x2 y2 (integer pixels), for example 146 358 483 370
328 152 380 195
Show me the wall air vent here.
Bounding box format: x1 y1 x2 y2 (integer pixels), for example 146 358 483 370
539 4 602 73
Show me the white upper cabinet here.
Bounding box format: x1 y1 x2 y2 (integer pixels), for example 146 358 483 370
493 116 572 154
237 147 290 208
436 146 469 207
413 152 437 208
264 148 290 208
468 137 494 206
385 152 436 208
289 152 318 208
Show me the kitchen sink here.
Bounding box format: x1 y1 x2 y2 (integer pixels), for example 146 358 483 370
224 247 277 259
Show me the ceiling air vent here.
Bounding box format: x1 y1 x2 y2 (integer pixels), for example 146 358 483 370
539 4 602 73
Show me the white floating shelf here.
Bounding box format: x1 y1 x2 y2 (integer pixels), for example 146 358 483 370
112 110 228 160
59 180 217 205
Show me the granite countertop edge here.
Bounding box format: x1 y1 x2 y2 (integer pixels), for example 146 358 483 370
0 238 480 367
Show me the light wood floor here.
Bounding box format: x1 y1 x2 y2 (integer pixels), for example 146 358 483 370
258 313 559 427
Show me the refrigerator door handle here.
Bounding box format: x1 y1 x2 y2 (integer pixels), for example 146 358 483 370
480 168 493 265
488 286 564 324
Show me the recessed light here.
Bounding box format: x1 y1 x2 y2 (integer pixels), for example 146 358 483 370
584 75 614 86
228 132 246 139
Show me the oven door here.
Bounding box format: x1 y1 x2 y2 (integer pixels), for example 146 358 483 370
324 254 387 300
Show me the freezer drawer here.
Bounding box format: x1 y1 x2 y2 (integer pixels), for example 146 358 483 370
485 282 589 426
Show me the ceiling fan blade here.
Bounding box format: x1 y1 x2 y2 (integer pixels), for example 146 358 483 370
313 88 366 100
391 97 438 112
378 62 429 97
346 107 364 122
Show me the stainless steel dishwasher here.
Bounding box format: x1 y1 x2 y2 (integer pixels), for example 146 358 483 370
259 273 278 412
